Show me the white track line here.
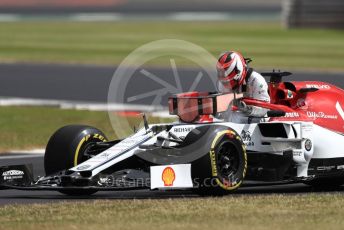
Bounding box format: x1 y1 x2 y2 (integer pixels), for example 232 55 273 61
0 12 278 22
0 14 20 21
0 154 43 160
0 98 172 156
8 149 45 154
0 97 167 113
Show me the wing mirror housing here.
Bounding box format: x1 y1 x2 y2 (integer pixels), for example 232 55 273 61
298 87 319 94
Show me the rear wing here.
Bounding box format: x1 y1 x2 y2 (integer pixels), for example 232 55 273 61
261 71 292 84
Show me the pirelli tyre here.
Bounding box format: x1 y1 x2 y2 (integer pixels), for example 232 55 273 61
196 129 247 196
44 125 107 195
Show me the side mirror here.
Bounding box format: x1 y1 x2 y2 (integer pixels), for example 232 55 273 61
298 87 319 94
267 110 286 117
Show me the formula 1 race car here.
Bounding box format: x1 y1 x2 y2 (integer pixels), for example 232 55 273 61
1 71 344 195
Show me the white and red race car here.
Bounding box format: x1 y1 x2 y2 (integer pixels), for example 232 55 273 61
1 71 344 195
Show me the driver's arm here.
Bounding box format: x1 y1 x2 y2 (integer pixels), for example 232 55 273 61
239 73 270 117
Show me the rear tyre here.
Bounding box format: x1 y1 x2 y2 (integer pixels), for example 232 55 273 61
44 125 107 195
196 129 247 196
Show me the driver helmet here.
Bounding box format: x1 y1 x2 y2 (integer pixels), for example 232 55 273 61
216 51 248 90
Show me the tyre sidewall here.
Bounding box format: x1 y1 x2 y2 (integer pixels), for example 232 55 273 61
44 125 107 176
71 129 107 167
209 129 247 191
195 128 247 195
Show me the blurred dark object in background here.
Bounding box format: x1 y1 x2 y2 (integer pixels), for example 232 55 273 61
1 0 343 29
0 0 281 14
283 0 344 29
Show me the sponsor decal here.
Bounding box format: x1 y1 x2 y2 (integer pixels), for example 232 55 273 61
284 112 300 118
292 149 308 164
241 130 254 146
336 102 344 121
76 165 91 170
301 123 313 132
98 152 111 159
121 139 139 145
99 177 109 184
305 139 312 151
316 166 335 171
98 176 114 186
241 130 251 141
337 165 344 170
161 167 175 186
293 150 303 157
2 170 24 180
151 164 192 189
307 111 337 119
296 98 308 109
210 149 217 176
306 84 330 89
173 127 193 133
2 170 24 176
93 133 106 142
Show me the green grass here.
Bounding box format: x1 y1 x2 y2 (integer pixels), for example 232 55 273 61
0 194 344 230
0 106 113 151
0 21 343 71
0 106 169 151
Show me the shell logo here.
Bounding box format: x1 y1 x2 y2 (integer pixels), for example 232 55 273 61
162 167 175 186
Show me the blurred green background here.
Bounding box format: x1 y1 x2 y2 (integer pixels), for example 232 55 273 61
0 21 343 71
0 0 343 151
0 0 343 71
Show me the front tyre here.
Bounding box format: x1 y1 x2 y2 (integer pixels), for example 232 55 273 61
44 125 107 195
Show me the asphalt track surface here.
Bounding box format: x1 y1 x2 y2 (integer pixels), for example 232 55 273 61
0 63 343 106
1 154 344 205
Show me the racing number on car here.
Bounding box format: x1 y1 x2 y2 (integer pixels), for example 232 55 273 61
336 102 344 121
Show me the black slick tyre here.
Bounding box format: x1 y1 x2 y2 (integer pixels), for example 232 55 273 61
196 129 247 196
44 125 107 195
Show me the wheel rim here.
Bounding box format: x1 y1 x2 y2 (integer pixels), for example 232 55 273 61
217 142 239 179
78 139 103 163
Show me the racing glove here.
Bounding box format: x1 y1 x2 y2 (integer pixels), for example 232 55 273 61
233 99 253 115
237 101 253 115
